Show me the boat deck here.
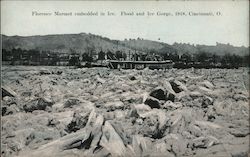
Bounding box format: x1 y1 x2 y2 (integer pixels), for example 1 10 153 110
108 60 173 69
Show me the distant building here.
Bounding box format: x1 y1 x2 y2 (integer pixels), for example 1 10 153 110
57 53 69 66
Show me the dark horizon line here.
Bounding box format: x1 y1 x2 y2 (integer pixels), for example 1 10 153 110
1 32 249 48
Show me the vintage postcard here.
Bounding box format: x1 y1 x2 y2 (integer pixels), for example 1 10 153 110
1 0 249 157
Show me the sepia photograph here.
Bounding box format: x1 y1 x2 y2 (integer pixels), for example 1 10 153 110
1 1 249 157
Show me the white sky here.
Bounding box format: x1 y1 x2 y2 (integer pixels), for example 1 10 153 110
1 1 249 47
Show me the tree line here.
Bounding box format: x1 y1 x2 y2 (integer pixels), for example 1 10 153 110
161 51 249 68
2 48 249 68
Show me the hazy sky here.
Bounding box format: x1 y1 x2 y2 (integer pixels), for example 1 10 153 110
1 1 249 46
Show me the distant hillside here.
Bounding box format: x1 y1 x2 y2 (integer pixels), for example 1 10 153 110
1 33 136 54
1 33 249 56
172 42 249 56
119 38 166 52
196 43 249 56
